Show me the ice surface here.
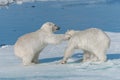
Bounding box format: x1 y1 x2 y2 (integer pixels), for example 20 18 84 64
0 32 120 80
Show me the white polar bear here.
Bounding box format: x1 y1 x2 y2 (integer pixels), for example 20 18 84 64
14 22 70 66
61 28 110 64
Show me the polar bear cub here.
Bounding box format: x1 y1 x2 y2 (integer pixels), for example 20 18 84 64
61 28 110 64
14 22 70 66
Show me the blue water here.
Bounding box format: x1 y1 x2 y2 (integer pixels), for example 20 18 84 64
0 1 120 44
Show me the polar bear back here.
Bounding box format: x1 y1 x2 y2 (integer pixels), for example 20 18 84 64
14 30 47 58
69 28 110 52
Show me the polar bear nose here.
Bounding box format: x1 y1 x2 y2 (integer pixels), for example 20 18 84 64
56 27 60 30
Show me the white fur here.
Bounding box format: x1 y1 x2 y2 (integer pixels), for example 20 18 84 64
61 28 111 64
14 22 69 66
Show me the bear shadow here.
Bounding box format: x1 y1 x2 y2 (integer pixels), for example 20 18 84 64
71 53 83 63
39 57 63 63
107 53 120 60
39 53 83 64
71 53 120 63
39 53 120 64
72 53 120 61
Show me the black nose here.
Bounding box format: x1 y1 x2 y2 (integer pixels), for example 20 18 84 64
56 27 60 30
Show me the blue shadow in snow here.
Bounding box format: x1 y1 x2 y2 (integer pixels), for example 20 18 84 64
71 53 120 63
39 53 83 63
72 53 120 60
72 53 83 58
107 54 120 60
39 53 120 63
39 57 63 63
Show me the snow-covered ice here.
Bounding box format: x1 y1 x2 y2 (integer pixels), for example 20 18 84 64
0 32 120 80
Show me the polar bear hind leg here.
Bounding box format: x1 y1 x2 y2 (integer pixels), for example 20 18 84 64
93 50 107 63
22 54 35 66
83 51 91 62
32 52 40 64
83 51 98 62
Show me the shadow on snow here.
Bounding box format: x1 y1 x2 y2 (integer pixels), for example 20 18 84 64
107 54 120 60
40 57 63 63
39 53 120 63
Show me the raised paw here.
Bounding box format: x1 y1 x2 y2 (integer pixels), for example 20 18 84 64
64 34 71 40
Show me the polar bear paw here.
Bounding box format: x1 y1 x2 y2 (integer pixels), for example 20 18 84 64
60 60 67 64
64 34 71 40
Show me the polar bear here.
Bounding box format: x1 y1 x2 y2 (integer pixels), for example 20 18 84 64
14 22 70 66
61 28 110 64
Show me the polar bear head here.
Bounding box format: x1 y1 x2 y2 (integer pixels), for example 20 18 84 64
65 30 76 37
41 22 60 33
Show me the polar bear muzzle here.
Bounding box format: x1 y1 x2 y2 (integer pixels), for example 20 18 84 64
56 27 60 30
52 26 60 32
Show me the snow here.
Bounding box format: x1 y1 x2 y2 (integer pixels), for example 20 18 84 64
0 32 120 80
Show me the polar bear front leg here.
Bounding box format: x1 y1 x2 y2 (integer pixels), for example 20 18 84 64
83 51 91 62
61 45 74 64
32 52 40 64
46 34 71 45
96 53 107 62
